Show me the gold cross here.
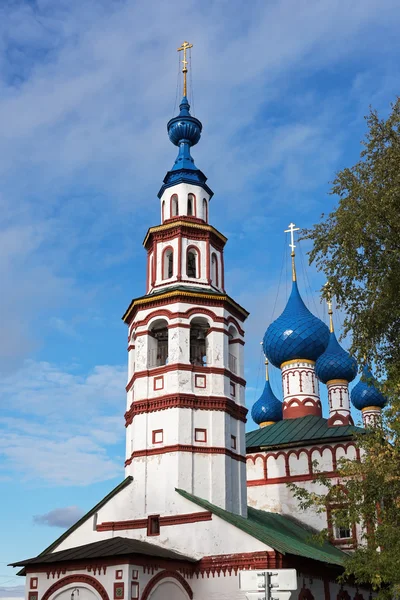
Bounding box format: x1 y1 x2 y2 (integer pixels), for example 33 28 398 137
284 222 300 281
177 40 193 97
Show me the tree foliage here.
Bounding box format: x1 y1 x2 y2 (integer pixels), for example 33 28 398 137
297 99 400 598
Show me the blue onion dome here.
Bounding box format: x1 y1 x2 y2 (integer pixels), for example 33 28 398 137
251 362 283 425
351 366 387 410
167 97 202 148
315 332 358 384
263 280 330 368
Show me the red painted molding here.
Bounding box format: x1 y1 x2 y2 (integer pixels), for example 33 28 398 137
126 363 246 392
327 412 353 427
229 338 245 346
125 444 246 466
247 471 339 486
113 582 124 600
97 511 212 532
141 571 193 600
125 393 248 425
283 398 322 419
197 550 281 576
299 587 315 599
323 579 331 600
195 428 207 442
41 575 110 600
124 292 247 329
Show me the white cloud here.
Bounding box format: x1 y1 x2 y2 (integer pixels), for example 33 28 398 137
0 587 25 600
33 506 85 528
0 360 126 485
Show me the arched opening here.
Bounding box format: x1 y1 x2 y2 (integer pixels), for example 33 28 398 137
161 201 165 222
187 247 199 278
228 325 239 374
203 198 208 222
171 194 179 217
148 319 169 368
190 317 209 366
187 193 195 216
162 247 174 280
211 253 218 287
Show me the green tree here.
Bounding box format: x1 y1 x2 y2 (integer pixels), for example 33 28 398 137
297 99 400 598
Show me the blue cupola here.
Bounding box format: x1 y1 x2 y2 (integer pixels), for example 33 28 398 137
251 360 282 426
351 366 387 411
263 279 330 369
315 315 358 384
158 97 213 199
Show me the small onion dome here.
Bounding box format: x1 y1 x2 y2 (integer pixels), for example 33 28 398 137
315 332 358 384
263 280 330 368
251 379 283 426
167 97 202 148
351 366 387 410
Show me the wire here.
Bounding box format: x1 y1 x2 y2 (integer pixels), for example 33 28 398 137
173 50 181 117
298 239 321 318
271 235 287 321
189 47 195 115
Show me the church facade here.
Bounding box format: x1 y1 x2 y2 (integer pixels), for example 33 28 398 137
11 47 386 600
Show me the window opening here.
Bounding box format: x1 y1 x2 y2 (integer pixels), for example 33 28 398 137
203 198 208 222
334 525 351 540
147 515 160 536
211 253 218 286
190 317 209 366
187 248 198 278
171 195 179 217
163 248 173 279
148 320 168 367
187 194 194 216
228 325 238 374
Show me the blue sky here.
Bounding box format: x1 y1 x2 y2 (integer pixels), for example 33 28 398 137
1 0 400 595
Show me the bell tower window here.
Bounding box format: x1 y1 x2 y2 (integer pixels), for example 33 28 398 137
171 194 179 217
190 318 209 366
187 193 195 216
162 247 174 279
211 253 218 287
187 248 199 278
148 319 168 368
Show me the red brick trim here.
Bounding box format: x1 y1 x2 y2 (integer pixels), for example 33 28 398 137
115 569 123 580
41 575 110 600
247 471 340 486
147 515 160 536
114 582 124 599
283 397 322 419
141 571 193 600
129 307 245 337
194 374 206 388
97 511 212 532
124 293 247 328
125 444 246 466
126 364 246 392
299 587 315 599
195 428 207 442
152 429 163 444
197 550 281 576
153 376 164 391
125 394 248 426
30 578 38 589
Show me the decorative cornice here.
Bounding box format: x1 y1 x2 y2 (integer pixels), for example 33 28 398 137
143 220 227 248
125 393 248 426
326 379 348 385
281 359 316 368
125 444 246 466
122 289 249 325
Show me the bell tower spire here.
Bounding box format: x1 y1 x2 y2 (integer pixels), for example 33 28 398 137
122 44 249 519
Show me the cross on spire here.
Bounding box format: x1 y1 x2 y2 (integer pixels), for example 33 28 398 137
177 40 193 98
284 222 300 282
324 282 334 333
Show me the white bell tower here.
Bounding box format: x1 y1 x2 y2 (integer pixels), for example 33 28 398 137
122 45 249 518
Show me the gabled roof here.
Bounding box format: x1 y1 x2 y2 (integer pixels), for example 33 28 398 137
39 476 133 556
10 536 196 567
176 489 346 567
246 415 364 452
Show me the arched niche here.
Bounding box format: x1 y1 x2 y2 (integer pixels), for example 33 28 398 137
190 317 210 366
148 318 169 368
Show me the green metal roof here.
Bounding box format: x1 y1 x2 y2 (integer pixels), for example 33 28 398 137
176 489 346 566
246 415 364 451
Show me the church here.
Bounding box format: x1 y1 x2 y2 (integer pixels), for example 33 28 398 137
11 43 386 600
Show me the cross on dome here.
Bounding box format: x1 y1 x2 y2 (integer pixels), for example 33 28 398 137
323 282 334 333
284 222 300 282
177 40 193 97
